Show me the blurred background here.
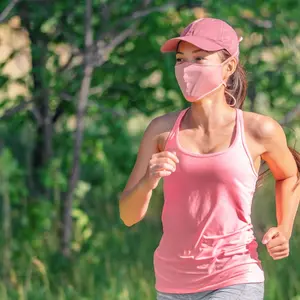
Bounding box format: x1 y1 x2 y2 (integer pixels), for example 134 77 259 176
0 0 299 299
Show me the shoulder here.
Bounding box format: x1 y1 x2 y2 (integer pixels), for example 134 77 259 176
147 109 181 133
147 109 182 151
242 110 287 148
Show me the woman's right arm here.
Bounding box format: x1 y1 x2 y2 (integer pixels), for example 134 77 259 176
119 116 179 227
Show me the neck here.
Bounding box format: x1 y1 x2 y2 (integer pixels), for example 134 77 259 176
187 89 236 133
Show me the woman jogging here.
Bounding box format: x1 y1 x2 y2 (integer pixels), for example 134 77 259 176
119 18 300 300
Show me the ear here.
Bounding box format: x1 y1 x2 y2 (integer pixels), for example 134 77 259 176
227 57 238 76
223 57 237 82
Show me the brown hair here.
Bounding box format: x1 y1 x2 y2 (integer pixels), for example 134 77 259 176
219 49 300 190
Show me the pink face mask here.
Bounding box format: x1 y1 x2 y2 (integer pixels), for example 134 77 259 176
174 53 237 103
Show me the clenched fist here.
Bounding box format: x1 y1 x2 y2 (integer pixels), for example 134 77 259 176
142 151 180 190
262 226 290 260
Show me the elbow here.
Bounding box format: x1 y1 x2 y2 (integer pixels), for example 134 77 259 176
119 196 145 227
119 208 142 227
119 205 136 227
122 218 135 227
120 210 144 227
120 215 138 227
120 211 132 227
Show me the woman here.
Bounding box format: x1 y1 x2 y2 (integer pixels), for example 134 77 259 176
119 18 300 300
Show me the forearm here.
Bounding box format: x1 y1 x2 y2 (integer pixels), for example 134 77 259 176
275 176 300 238
119 177 153 227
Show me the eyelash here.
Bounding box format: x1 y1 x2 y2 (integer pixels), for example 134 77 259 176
176 57 204 63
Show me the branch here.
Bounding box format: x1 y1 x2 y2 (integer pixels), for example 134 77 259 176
92 1 207 67
0 100 33 119
120 2 176 22
240 16 273 29
0 0 20 23
93 24 138 67
51 92 74 123
57 50 81 73
89 100 127 118
96 1 177 53
107 1 203 28
98 1 176 42
63 2 181 70
89 86 103 96
142 0 153 7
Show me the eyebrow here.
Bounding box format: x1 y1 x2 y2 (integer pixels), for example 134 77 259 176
192 49 204 53
176 49 208 54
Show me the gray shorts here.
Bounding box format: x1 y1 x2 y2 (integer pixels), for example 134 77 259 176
156 282 264 300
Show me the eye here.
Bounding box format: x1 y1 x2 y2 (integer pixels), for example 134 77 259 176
176 57 183 63
195 57 204 62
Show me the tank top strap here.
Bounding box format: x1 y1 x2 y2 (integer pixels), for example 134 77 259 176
236 108 246 143
163 107 190 151
174 107 190 132
235 108 242 142
236 108 258 177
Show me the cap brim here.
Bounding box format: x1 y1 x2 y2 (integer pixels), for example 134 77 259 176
160 36 223 53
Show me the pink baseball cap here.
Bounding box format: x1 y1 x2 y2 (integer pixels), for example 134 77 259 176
160 18 242 58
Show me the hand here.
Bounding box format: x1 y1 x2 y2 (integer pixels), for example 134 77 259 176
262 226 290 260
143 151 179 190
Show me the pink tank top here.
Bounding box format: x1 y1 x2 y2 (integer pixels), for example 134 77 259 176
153 107 265 293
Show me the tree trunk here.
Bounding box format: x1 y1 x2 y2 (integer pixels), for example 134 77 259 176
19 3 53 193
60 0 94 257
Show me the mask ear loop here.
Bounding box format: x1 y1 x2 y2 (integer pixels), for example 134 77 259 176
225 90 237 107
222 49 239 107
222 81 237 107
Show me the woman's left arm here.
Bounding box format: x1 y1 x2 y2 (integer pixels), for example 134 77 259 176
257 115 300 260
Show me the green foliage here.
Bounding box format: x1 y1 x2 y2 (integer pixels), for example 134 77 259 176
0 0 299 299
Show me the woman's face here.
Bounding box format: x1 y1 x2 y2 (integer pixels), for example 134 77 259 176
175 41 237 81
175 41 222 65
